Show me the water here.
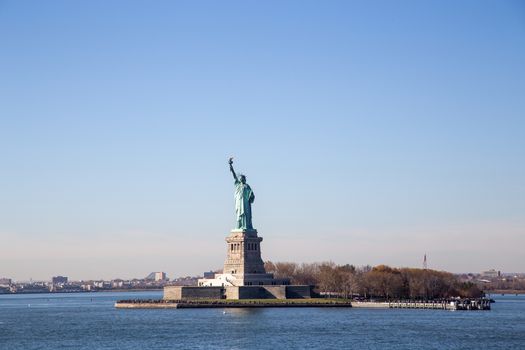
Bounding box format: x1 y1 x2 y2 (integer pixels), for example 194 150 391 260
0 292 524 349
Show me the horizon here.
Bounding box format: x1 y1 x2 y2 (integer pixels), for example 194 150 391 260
1 0 524 280
2 258 521 283
6 265 524 284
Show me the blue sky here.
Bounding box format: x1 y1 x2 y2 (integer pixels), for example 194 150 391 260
1 0 524 280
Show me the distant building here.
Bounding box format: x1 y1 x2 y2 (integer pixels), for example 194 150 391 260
203 271 215 279
0 278 12 286
145 272 167 281
155 272 167 281
481 269 500 278
52 276 68 284
112 280 124 288
93 281 111 288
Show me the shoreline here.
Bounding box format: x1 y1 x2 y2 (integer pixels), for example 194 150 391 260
115 298 490 310
0 289 163 296
116 299 353 309
485 290 525 295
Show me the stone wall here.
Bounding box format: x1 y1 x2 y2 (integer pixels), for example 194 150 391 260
235 286 281 299
164 285 312 300
285 285 312 299
237 286 266 299
225 286 239 299
164 286 224 300
262 286 287 299
228 286 307 299
220 286 286 299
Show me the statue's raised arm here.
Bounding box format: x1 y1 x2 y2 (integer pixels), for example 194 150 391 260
229 157 238 182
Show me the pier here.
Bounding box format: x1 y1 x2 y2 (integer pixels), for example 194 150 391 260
352 298 491 310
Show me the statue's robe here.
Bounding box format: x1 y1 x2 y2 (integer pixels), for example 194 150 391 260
234 180 255 230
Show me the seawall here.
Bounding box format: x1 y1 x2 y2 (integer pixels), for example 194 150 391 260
115 299 353 309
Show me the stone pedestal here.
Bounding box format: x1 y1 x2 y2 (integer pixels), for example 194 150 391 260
198 229 289 287
224 229 265 275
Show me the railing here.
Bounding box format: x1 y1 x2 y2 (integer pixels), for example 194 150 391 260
385 298 490 310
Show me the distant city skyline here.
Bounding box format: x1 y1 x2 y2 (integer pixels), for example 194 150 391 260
1 0 524 280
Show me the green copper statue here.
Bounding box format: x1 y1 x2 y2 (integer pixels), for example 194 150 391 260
229 158 255 230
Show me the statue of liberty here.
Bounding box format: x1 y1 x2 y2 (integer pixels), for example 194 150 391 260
229 158 255 230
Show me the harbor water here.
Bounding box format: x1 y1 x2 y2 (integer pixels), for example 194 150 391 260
0 292 524 349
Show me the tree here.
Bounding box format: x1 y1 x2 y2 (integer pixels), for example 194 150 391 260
266 261 475 300
317 262 340 297
337 264 356 298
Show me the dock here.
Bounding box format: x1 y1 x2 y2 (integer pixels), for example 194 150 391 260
352 298 491 310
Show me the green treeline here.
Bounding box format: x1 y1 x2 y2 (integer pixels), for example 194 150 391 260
265 262 482 299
